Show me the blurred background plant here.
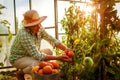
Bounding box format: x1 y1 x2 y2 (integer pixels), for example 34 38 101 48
0 4 12 42
0 3 12 71
55 0 120 80
0 4 17 80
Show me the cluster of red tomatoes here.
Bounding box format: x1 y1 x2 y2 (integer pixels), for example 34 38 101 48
31 61 60 75
31 50 74 75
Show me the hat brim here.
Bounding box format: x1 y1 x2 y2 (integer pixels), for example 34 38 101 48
24 16 47 27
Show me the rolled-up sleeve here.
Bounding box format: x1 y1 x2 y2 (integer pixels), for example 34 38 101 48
40 28 61 48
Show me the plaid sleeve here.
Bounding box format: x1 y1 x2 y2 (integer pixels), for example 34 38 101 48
40 28 61 48
20 30 46 61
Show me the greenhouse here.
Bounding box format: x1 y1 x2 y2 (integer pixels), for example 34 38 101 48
0 0 120 80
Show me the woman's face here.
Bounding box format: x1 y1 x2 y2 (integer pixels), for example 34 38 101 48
30 23 41 34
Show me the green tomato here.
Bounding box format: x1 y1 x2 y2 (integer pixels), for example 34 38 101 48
83 57 94 67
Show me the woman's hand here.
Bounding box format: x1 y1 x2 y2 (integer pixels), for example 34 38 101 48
64 48 74 58
58 53 72 62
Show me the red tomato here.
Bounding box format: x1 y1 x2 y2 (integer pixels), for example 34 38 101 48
39 61 48 69
66 51 74 58
42 66 53 74
49 61 59 69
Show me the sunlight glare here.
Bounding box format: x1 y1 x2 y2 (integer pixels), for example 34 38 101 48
76 1 94 16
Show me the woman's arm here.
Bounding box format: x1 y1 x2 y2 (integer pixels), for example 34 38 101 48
55 43 71 52
55 43 74 58
55 43 67 50
44 54 72 62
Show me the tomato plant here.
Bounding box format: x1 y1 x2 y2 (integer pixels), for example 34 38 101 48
56 1 120 80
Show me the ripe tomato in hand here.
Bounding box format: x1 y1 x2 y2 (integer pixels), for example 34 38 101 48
66 51 74 58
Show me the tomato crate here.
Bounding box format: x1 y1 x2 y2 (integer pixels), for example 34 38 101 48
33 73 62 80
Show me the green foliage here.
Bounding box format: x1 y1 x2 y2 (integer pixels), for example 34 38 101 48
0 62 4 67
0 70 16 80
0 4 12 42
57 1 120 80
0 74 12 80
8 27 12 42
0 4 6 14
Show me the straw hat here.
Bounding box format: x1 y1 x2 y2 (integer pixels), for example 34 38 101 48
22 10 47 27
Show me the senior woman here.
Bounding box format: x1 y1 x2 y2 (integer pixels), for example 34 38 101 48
9 10 74 80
